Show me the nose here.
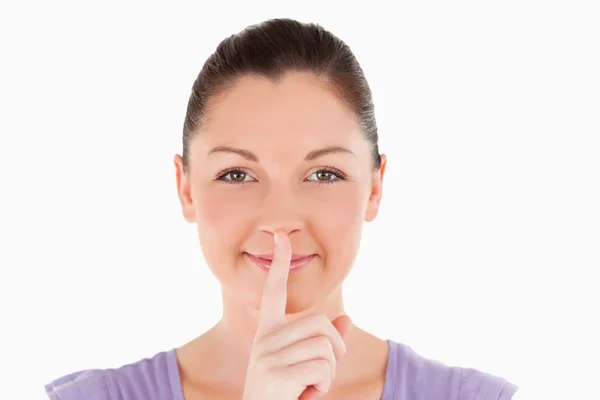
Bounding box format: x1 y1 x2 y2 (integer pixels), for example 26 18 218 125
257 182 305 237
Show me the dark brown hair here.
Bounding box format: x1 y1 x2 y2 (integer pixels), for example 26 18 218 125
182 18 381 173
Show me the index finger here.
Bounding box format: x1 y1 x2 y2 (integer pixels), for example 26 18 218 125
257 231 292 334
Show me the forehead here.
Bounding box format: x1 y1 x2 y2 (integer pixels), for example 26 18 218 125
198 72 363 147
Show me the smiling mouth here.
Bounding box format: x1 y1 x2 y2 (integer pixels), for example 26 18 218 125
244 252 316 271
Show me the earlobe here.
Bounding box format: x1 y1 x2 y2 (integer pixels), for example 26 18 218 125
174 154 196 223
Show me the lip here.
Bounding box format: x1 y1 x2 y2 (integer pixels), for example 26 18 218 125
244 252 316 272
251 254 314 261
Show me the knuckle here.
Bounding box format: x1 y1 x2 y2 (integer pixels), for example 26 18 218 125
306 312 326 326
317 313 330 326
305 313 331 333
314 335 333 353
315 358 332 375
263 350 286 370
269 365 285 382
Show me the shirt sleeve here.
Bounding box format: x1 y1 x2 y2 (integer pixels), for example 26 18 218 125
497 380 519 400
459 367 519 400
45 369 111 400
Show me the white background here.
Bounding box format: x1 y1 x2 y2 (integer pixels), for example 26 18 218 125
1 1 598 399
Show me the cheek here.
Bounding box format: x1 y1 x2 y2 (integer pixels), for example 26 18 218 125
311 186 367 261
318 194 363 234
200 194 244 231
194 189 254 263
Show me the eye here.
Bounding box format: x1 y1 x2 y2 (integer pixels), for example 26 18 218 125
216 168 256 185
310 171 336 181
306 167 347 186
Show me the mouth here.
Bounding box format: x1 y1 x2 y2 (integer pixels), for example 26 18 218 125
244 252 316 272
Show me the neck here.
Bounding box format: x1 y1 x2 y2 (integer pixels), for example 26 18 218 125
178 286 390 397
184 286 350 390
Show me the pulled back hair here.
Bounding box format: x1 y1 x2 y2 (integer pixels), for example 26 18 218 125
182 18 381 173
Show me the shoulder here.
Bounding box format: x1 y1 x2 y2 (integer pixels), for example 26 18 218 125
386 341 518 400
44 349 181 400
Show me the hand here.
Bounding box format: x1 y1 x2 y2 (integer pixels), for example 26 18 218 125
242 231 352 400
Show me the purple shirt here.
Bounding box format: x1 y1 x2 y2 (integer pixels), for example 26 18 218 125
45 340 518 399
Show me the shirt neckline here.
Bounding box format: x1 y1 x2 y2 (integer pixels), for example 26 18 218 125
165 339 398 400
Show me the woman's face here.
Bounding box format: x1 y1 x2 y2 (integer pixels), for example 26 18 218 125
175 72 386 314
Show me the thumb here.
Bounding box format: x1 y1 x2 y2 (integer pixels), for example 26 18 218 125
331 314 353 340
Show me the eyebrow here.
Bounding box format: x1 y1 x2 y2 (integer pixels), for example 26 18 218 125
207 145 355 162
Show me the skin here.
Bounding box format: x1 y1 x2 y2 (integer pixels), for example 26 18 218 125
173 71 388 399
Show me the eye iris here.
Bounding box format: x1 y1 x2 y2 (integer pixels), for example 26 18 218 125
317 171 332 180
230 171 246 181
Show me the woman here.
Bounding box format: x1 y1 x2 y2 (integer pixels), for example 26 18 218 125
45 18 518 400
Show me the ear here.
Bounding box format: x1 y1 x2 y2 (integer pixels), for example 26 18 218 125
364 154 387 223
174 154 197 223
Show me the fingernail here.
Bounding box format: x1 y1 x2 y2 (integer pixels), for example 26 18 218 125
274 232 279 245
